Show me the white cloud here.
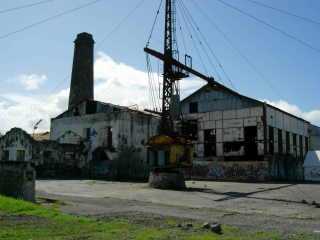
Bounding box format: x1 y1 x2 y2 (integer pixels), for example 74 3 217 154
0 89 68 134
19 74 47 90
93 52 205 109
0 52 203 134
2 51 317 135
265 100 320 126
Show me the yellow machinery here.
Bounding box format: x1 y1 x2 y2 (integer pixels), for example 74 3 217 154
147 134 193 169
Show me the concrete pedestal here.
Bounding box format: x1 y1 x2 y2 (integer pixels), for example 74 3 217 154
0 161 36 202
148 170 186 190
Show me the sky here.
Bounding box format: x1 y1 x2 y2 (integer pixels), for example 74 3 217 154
0 0 319 133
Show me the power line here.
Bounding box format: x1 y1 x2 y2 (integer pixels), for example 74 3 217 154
176 3 209 76
49 0 146 95
245 0 320 26
177 20 187 56
192 0 283 99
178 0 235 90
0 0 103 40
97 0 146 47
146 0 163 47
0 0 55 15
215 0 320 54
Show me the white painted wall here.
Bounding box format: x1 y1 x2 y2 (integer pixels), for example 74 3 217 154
51 111 160 162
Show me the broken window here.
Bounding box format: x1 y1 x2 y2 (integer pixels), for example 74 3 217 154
86 101 97 114
278 129 283 154
204 129 216 157
189 102 198 113
286 131 290 154
182 120 198 140
16 150 25 161
269 126 274 155
223 142 242 153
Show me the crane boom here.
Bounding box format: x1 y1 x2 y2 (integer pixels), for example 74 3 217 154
144 47 238 96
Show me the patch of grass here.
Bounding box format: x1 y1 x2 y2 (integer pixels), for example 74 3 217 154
0 195 316 240
87 180 97 186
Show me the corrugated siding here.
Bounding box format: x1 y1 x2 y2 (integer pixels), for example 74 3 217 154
181 89 260 114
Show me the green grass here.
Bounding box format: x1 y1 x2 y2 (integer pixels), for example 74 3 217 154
0 195 316 240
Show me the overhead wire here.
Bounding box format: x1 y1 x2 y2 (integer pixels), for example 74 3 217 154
97 0 146 48
177 0 220 81
191 0 283 99
0 0 104 40
0 0 55 15
146 0 163 47
146 54 157 111
245 0 320 26
49 0 147 96
215 0 320 54
178 0 236 89
177 18 187 56
144 0 164 111
176 1 209 76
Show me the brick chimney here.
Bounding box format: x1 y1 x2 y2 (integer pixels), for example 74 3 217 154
68 32 95 110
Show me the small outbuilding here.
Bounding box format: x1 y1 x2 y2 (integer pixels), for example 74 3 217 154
303 151 320 182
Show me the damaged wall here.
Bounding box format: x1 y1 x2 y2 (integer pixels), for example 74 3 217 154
0 128 35 163
50 101 160 178
0 128 84 178
265 105 309 158
181 84 311 181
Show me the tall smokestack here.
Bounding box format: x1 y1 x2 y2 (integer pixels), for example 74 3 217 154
68 32 95 110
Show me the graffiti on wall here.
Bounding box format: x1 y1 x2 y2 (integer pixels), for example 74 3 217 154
192 161 269 181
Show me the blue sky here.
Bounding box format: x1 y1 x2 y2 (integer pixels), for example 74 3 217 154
0 0 319 132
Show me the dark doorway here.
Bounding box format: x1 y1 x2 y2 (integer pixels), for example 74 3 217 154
189 102 198 113
278 129 283 154
244 126 258 158
269 126 274 154
204 129 216 157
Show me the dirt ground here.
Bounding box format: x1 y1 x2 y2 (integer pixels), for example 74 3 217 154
37 180 320 236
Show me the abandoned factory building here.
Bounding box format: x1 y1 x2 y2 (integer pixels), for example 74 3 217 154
0 128 82 177
49 32 160 178
50 100 160 178
0 32 319 182
181 84 313 181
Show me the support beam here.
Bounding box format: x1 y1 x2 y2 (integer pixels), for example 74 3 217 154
144 47 239 96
